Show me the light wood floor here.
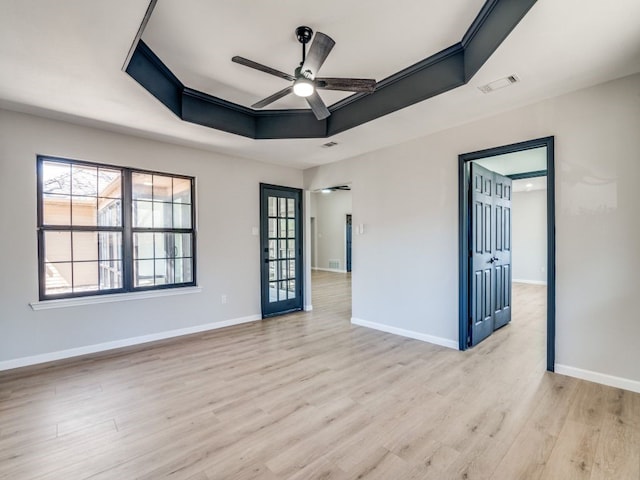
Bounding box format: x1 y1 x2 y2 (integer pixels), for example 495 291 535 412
1 272 639 479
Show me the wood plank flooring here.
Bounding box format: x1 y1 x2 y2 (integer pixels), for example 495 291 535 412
0 272 638 479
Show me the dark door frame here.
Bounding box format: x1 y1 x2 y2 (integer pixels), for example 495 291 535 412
458 136 556 371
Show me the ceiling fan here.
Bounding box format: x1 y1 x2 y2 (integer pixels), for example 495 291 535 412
232 26 377 120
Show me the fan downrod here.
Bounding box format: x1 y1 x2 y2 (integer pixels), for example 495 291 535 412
295 26 313 44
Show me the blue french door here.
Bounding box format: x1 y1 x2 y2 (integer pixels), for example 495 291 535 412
260 184 303 317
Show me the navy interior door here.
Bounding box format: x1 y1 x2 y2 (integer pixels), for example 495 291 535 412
470 163 495 345
493 173 512 329
346 214 352 273
469 163 512 346
260 184 303 317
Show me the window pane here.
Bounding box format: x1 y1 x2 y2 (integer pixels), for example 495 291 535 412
71 165 97 197
153 175 173 202
44 231 71 262
278 240 287 259
287 199 295 218
97 168 121 198
72 196 97 226
73 231 98 261
99 259 122 290
154 259 169 285
269 262 276 281
134 233 155 259
278 281 287 300
98 232 122 260
153 202 172 228
288 260 296 279
287 240 295 259
279 260 287 280
134 259 154 287
154 233 169 258
133 200 153 228
44 262 72 295
43 194 70 225
278 198 286 217
97 198 122 227
173 178 191 204
269 282 278 302
268 197 277 217
132 173 153 200
173 204 191 229
288 280 296 300
153 233 192 259
42 161 71 194
268 218 276 238
175 233 192 258
73 262 99 292
175 258 192 283
269 240 276 260
287 219 295 238
279 219 287 238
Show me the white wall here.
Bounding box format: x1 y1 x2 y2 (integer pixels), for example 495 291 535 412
310 191 352 272
0 110 303 366
304 73 640 389
512 188 547 284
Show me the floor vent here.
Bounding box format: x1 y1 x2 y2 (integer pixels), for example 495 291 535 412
328 260 340 269
478 74 520 94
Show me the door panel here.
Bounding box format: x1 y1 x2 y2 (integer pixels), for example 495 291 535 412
493 172 512 329
260 184 303 317
346 214 352 273
470 163 495 345
470 163 513 345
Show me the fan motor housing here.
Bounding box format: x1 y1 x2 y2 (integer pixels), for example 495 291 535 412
295 26 313 44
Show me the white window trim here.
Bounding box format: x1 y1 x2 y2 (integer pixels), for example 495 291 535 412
29 286 203 311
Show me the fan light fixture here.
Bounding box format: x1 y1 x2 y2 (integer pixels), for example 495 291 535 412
293 77 314 97
232 26 377 120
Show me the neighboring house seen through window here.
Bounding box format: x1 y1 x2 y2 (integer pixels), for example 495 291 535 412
37 156 195 300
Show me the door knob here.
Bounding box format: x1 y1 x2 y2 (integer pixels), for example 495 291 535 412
488 257 499 263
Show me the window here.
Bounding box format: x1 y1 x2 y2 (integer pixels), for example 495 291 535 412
37 156 196 300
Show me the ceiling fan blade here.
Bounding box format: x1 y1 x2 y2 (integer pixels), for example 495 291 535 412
315 77 377 93
232 56 295 82
301 32 335 77
306 91 330 120
252 86 293 109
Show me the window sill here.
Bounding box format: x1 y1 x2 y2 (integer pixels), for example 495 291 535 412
29 286 203 311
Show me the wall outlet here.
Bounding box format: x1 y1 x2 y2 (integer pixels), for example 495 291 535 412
221 294 227 304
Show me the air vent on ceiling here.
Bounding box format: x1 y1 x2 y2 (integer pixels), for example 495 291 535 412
478 74 520 94
321 141 338 148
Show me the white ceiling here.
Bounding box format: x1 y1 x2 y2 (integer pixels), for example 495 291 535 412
513 176 547 193
142 0 484 110
1 0 639 170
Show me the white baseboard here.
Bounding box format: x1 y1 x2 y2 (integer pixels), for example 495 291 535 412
0 314 261 372
555 364 640 394
351 317 458 350
304 305 313 311
512 279 547 286
313 267 348 274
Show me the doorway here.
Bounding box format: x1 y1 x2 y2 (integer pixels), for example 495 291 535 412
307 185 353 316
260 183 303 318
458 137 555 371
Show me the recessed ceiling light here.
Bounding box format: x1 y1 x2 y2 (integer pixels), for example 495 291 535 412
526 183 533 188
321 189 331 194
